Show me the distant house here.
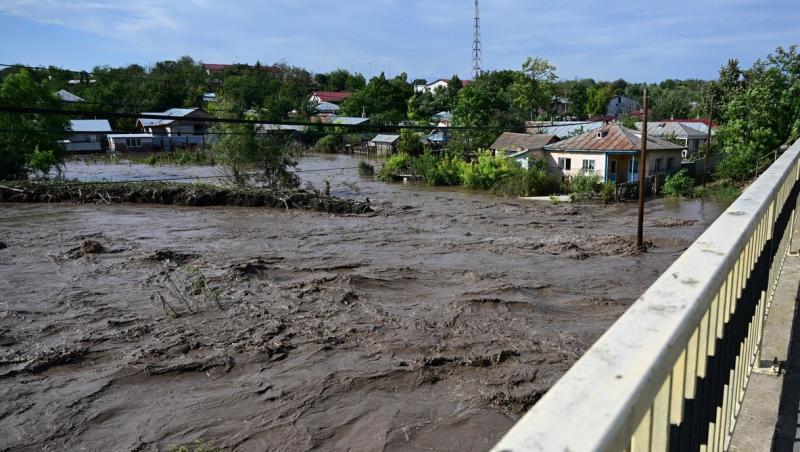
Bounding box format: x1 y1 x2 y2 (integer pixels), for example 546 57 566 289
329 116 369 126
310 91 351 104
636 121 709 157
658 118 717 136
55 89 85 103
490 132 558 159
426 128 449 147
107 134 154 153
61 119 112 153
543 123 684 183
413 79 471 94
525 121 604 139
369 134 400 156
314 101 340 115
202 92 217 103
607 95 640 116
433 111 453 127
136 108 213 150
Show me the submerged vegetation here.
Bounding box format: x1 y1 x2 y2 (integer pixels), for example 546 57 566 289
0 180 372 214
378 150 563 197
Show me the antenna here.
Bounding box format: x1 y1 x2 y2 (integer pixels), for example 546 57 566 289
472 0 482 79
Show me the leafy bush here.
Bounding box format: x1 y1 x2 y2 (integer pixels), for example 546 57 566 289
662 169 695 197
493 158 561 197
377 153 411 180
460 151 519 189
570 172 602 194
601 181 616 203
358 160 374 176
315 134 341 153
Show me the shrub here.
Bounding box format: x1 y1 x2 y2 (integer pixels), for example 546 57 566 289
662 169 695 198
315 134 341 153
358 160 374 176
493 159 561 197
460 151 519 189
601 181 616 203
377 153 411 180
570 172 602 194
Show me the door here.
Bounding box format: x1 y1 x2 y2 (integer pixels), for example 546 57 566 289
608 160 618 183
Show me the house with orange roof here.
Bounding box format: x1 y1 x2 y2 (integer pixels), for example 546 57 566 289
543 123 684 183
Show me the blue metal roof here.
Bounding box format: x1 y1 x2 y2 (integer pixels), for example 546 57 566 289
69 119 111 132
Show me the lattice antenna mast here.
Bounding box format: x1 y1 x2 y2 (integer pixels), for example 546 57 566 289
472 0 482 78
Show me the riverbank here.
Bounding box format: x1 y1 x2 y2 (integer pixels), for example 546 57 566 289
0 181 372 214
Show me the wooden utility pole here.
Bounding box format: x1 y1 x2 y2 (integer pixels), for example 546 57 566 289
637 89 649 249
701 94 714 187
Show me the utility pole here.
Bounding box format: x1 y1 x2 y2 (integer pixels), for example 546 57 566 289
637 89 649 249
702 94 714 187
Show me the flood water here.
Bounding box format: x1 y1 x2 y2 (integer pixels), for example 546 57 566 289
1 154 730 451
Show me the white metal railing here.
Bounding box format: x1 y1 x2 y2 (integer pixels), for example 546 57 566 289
492 138 800 452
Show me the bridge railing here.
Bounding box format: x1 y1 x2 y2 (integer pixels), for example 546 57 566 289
492 138 800 452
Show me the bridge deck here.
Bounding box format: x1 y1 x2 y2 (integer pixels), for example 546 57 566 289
730 222 800 451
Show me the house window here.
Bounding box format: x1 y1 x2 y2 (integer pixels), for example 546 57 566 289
558 157 571 171
176 130 182 136
125 138 142 148
655 158 663 172
667 157 675 170
581 159 595 172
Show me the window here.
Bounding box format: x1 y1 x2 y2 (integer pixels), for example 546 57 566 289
630 157 639 174
655 158 663 172
176 130 182 136
558 157 571 171
581 159 595 172
667 157 675 170
125 137 142 148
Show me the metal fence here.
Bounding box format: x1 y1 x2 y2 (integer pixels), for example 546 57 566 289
492 138 800 452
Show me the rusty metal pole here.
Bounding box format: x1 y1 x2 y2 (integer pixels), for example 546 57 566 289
637 89 649 249
702 94 714 187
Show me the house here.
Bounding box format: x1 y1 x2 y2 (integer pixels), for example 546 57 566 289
202 92 217 103
525 121 604 139
543 123 684 183
426 129 449 147
658 118 717 136
136 108 213 150
369 134 400 156
490 132 558 158
61 119 112 153
55 89 85 103
433 111 453 127
413 79 471 94
636 121 709 157
329 116 369 126
107 134 154 153
309 91 351 104
314 101 340 115
607 95 640 116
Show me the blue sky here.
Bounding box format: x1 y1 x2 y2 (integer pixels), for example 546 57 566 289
0 0 798 83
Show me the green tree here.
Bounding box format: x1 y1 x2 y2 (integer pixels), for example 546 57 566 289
0 70 68 180
585 85 615 117
340 72 413 123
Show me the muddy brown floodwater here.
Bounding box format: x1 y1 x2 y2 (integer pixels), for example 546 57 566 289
0 155 729 451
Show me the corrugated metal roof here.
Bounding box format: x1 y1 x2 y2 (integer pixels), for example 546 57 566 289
69 119 111 132
545 123 684 153
107 133 153 138
55 89 84 102
637 122 707 139
370 134 400 143
138 108 202 127
330 116 369 125
490 132 557 151
315 101 340 113
528 121 604 138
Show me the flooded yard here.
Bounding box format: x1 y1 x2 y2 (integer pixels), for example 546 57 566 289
0 154 728 451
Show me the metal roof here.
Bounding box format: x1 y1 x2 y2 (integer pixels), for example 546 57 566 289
55 89 84 102
545 123 684 153
311 91 351 103
138 108 202 127
637 122 707 139
69 119 111 132
315 101 340 113
528 121 604 138
370 134 400 143
330 116 369 125
107 133 153 138
491 132 557 151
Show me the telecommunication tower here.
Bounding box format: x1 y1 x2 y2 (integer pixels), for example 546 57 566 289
472 0 482 78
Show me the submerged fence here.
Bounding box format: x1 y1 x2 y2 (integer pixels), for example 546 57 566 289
493 138 800 452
